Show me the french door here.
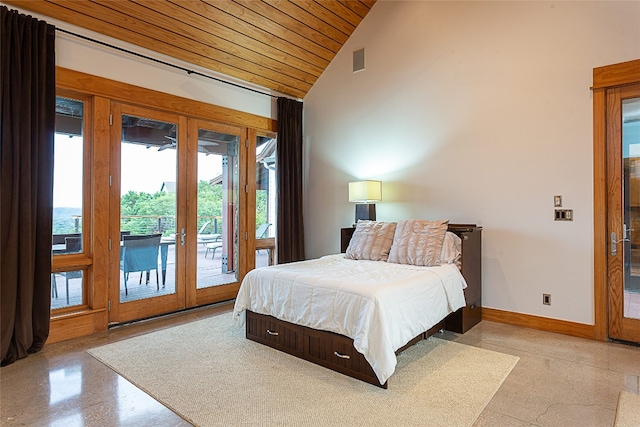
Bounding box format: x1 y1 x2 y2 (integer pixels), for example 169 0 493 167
108 104 251 323
108 104 185 322
186 118 250 306
606 83 640 343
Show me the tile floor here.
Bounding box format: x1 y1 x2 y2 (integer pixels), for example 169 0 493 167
1 302 639 427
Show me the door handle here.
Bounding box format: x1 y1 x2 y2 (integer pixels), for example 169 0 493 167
611 231 630 256
180 227 186 246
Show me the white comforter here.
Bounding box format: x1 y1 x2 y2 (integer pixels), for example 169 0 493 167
233 254 467 385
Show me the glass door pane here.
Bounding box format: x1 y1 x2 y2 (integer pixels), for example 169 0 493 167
120 114 178 302
256 135 277 267
196 127 239 288
622 97 640 321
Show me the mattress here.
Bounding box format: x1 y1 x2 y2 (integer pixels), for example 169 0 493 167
233 254 467 384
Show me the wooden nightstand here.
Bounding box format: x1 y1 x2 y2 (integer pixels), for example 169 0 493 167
445 225 482 333
340 227 356 253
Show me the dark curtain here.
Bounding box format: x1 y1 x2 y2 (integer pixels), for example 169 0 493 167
276 97 305 263
1 6 56 366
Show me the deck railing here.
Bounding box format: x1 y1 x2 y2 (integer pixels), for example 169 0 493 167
57 215 222 236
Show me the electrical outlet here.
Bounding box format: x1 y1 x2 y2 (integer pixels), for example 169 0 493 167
543 294 551 305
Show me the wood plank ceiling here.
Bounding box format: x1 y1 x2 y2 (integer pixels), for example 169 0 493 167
5 0 377 99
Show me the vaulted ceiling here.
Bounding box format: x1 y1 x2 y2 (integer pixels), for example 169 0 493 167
5 0 377 99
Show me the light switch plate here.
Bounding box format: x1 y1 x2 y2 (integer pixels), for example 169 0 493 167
554 195 562 207
554 209 573 221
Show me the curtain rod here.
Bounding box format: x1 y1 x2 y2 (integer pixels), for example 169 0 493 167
56 27 279 99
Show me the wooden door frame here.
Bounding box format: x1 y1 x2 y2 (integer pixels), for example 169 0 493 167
592 59 640 340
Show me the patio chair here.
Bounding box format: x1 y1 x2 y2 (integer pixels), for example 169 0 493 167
256 223 271 257
204 224 272 259
198 221 211 236
52 236 83 305
120 233 162 295
205 241 223 259
256 223 271 239
197 220 221 246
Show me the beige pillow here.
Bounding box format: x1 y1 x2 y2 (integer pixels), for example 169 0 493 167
388 219 450 266
345 221 397 261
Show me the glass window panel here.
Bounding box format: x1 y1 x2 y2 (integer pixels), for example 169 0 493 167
53 97 84 254
50 270 83 310
120 115 177 302
196 128 239 289
622 97 640 320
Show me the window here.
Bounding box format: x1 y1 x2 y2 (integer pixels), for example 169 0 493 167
51 93 90 310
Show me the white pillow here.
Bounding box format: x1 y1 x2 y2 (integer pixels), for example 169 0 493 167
440 231 462 265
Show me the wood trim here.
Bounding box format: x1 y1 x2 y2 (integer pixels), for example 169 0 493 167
195 283 240 306
606 88 624 338
56 67 276 133
175 114 189 311
107 101 123 323
593 59 640 89
593 87 608 341
48 309 108 344
92 96 111 312
482 308 595 340
185 118 199 308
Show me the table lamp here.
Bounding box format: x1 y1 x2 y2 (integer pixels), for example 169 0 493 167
348 180 382 223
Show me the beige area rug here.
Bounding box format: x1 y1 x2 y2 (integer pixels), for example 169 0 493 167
87 314 519 427
614 391 640 427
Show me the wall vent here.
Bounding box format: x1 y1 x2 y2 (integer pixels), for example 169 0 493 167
353 48 365 72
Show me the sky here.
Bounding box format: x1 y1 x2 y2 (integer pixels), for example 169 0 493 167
53 134 222 208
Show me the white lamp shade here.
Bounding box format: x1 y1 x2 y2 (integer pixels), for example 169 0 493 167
348 180 382 202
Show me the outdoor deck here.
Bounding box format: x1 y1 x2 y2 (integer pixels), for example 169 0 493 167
51 244 272 310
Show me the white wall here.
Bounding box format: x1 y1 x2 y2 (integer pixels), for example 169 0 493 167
2 2 275 119
303 1 640 324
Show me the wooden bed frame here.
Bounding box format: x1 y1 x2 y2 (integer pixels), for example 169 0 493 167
245 224 482 388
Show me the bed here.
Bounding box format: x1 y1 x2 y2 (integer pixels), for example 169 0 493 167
233 221 482 388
